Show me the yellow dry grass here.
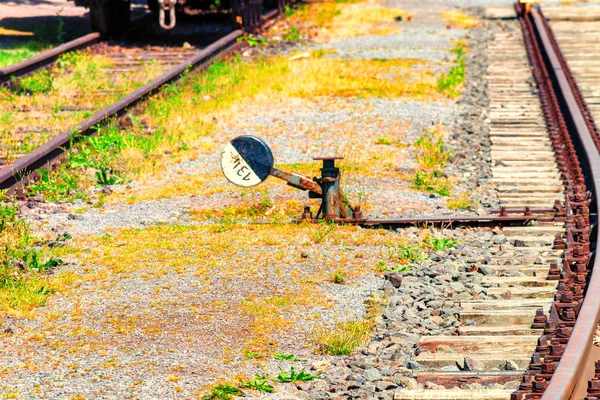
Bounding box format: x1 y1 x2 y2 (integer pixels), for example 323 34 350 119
442 10 479 29
98 51 439 204
0 27 33 36
51 223 398 359
286 0 409 41
446 192 474 210
279 56 436 98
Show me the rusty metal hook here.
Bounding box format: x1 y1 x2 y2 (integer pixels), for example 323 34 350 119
159 0 176 30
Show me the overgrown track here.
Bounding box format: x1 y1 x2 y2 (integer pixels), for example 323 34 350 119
0 32 101 86
0 31 242 193
0 9 287 194
1 42 216 164
0 14 154 86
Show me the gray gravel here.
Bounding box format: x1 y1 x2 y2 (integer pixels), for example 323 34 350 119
297 223 557 399
2 0 519 398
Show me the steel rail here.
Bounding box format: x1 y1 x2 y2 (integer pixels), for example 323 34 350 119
0 32 101 85
356 214 555 227
0 29 243 193
527 6 600 400
0 5 289 193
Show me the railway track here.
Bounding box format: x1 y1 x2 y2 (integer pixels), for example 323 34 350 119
392 4 600 400
2 2 600 399
2 42 209 164
0 7 287 193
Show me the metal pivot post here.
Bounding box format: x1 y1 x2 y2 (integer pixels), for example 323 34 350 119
268 156 364 222
313 156 343 221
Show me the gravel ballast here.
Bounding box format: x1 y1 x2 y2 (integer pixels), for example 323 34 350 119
0 0 525 399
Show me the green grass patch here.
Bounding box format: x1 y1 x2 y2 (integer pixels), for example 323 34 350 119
424 236 458 251
242 349 265 359
0 201 64 313
240 376 274 393
312 317 374 356
273 352 306 361
437 42 466 97
13 70 54 94
274 367 319 382
0 17 74 68
411 127 453 196
387 244 429 264
413 171 452 197
0 42 45 69
201 384 243 400
413 128 451 171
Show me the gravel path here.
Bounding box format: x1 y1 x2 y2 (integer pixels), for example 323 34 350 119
1 0 518 398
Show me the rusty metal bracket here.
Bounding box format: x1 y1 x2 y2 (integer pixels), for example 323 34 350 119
269 156 364 222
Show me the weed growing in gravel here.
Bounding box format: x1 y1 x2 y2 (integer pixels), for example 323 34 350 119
312 318 374 355
385 264 412 273
411 127 453 196
242 350 265 359
244 35 267 47
424 237 458 251
240 376 274 393
27 169 83 202
201 384 243 400
413 171 452 196
310 221 335 243
332 269 345 284
274 366 319 382
447 192 473 210
375 136 393 145
312 296 384 356
437 42 466 97
387 244 429 264
414 129 451 171
0 201 64 313
273 352 306 361
283 27 301 41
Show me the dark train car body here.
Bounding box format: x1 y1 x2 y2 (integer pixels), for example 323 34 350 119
72 0 285 36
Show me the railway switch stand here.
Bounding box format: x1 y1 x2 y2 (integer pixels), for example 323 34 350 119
221 136 568 227
220 135 365 222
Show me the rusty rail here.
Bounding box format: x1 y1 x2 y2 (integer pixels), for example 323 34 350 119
0 29 243 193
357 214 556 227
0 32 101 85
0 13 155 86
0 5 289 193
531 6 600 400
510 4 600 400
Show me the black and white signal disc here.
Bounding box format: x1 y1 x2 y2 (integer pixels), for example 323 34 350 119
220 135 274 188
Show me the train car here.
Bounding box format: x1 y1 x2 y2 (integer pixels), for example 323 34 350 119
70 0 284 36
